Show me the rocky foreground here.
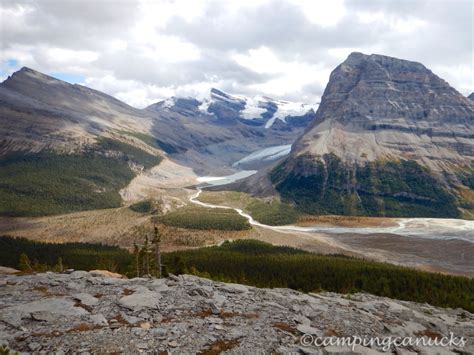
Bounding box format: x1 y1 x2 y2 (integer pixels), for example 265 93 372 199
0 271 473 354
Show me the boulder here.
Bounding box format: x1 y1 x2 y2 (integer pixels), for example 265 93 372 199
218 283 249 293
119 289 161 311
89 270 124 279
0 266 20 275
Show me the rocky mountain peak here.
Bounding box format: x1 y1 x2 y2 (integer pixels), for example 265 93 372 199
294 52 474 170
210 88 246 107
469 92 474 100
270 53 473 218
2 66 70 93
147 88 317 129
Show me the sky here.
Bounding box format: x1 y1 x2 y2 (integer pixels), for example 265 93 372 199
1 0 473 108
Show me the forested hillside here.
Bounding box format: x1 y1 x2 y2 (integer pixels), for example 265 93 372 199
0 138 162 216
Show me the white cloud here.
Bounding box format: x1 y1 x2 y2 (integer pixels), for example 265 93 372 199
1 0 472 107
296 0 347 27
432 64 474 95
233 47 328 99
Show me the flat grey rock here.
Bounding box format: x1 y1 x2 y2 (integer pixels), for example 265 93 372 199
0 297 87 327
74 293 99 307
218 283 249 293
118 289 161 311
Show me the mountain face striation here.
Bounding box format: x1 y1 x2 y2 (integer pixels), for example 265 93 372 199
271 53 474 218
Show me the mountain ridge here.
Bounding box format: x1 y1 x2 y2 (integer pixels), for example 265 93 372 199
270 52 474 218
146 87 317 129
0 67 315 171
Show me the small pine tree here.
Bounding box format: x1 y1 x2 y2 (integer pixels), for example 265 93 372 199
18 253 32 272
54 257 64 273
152 224 162 278
142 235 150 276
133 241 140 277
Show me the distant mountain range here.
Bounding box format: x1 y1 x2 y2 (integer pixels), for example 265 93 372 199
1 53 472 219
0 67 315 173
150 88 317 129
0 67 315 216
270 53 474 218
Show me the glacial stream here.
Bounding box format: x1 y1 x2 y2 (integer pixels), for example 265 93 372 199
191 145 474 243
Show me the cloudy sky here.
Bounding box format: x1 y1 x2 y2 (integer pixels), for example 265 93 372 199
1 0 473 108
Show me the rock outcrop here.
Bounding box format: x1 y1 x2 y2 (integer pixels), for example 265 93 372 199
271 53 474 218
0 271 472 354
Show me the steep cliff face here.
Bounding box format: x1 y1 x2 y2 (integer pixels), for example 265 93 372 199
271 53 474 218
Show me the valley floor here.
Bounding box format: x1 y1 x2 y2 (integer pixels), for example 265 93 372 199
1 156 472 277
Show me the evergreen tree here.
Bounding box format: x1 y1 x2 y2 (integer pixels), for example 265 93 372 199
142 235 150 276
133 241 140 277
54 257 64 272
18 253 32 272
152 224 162 278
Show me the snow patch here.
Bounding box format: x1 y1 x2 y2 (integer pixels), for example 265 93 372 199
240 96 267 119
232 144 292 167
198 100 211 114
161 97 175 109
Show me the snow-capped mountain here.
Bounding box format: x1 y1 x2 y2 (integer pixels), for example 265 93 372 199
153 88 318 129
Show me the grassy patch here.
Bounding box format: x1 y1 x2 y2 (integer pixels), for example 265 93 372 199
245 199 301 225
158 206 250 231
198 191 252 207
0 139 162 217
198 191 300 225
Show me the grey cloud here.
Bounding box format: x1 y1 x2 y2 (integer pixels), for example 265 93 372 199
94 48 274 87
1 0 472 104
163 1 378 57
2 0 139 50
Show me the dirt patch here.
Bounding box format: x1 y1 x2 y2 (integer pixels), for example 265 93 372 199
198 339 240 355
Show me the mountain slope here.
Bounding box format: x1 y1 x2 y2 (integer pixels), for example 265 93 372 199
145 88 316 174
0 68 317 215
271 53 474 218
0 67 153 153
0 68 164 216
